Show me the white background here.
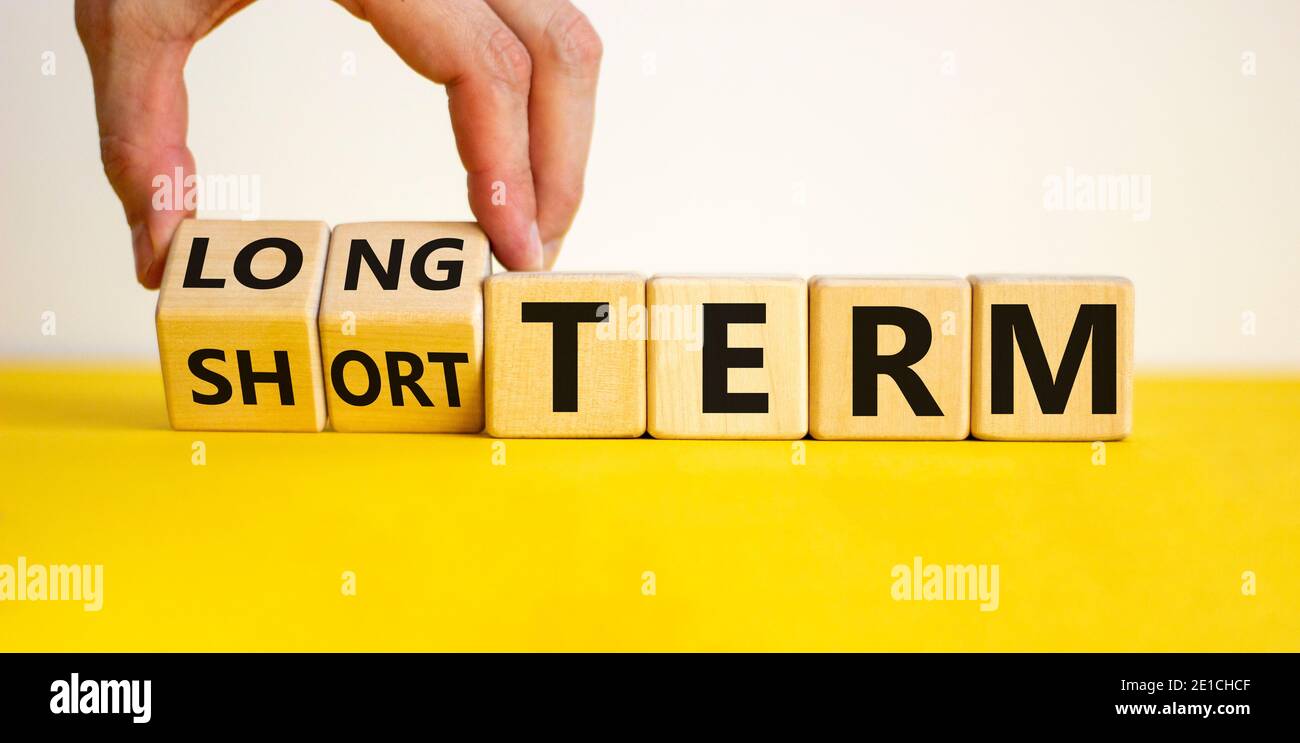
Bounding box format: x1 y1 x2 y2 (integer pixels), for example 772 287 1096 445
2 0 1297 366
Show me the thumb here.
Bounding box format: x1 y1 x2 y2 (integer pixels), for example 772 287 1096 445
77 6 196 288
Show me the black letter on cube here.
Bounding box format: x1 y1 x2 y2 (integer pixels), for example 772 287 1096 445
521 302 609 412
990 303 1117 415
852 306 942 417
702 303 768 414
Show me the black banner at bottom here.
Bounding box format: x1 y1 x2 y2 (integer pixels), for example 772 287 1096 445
0 652 1289 730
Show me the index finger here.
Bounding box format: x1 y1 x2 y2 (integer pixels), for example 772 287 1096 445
486 0 602 268
360 0 544 270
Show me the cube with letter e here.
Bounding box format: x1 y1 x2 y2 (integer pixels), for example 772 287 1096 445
647 275 807 440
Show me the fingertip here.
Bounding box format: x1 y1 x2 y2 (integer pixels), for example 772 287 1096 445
466 169 543 270
492 221 544 271
139 213 182 289
543 238 563 270
130 223 156 288
140 255 166 289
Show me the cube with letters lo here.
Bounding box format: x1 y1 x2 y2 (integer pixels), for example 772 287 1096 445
809 276 971 440
156 219 330 431
647 275 808 439
318 222 490 432
485 272 646 438
970 275 1134 441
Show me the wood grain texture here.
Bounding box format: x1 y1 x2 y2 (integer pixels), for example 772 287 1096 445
156 219 329 431
970 275 1134 441
810 276 970 440
485 272 646 438
647 275 807 440
318 222 490 432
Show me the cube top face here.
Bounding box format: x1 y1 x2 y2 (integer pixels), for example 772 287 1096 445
489 271 639 284
316 222 491 433
647 275 808 440
157 219 330 320
809 276 971 440
155 220 329 432
485 272 646 438
652 273 805 284
968 274 1132 286
318 222 491 321
970 275 1134 441
810 275 966 288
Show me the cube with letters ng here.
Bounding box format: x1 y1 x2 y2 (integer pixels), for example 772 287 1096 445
318 222 490 432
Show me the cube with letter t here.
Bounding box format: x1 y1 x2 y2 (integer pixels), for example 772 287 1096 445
156 219 330 431
485 272 646 438
647 275 808 439
970 275 1134 440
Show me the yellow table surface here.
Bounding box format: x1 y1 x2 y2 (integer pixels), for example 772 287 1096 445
1 365 1297 651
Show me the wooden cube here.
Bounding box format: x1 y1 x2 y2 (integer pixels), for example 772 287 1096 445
485 273 646 438
647 275 807 439
970 275 1133 441
809 276 970 440
156 219 330 431
317 222 491 432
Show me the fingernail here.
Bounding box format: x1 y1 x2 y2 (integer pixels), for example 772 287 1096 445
131 222 154 284
525 221 545 271
543 239 563 270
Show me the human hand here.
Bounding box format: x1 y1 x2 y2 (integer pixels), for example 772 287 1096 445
75 0 602 287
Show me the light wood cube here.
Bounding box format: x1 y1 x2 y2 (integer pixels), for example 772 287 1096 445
318 222 491 432
970 275 1134 441
485 273 646 438
809 276 971 440
156 219 330 431
647 275 807 439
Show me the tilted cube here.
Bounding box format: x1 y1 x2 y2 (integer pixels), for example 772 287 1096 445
318 222 490 432
156 219 330 431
